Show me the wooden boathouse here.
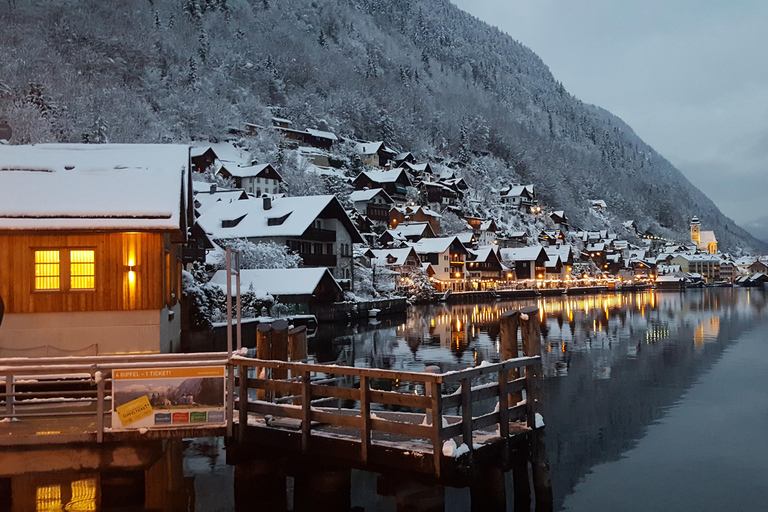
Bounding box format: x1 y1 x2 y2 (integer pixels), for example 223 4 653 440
0 308 552 511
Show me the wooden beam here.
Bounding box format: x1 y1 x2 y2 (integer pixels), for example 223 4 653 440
301 370 311 453
360 375 371 464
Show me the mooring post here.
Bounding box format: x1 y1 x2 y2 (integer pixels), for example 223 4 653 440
530 430 554 512
271 319 290 385
234 458 287 512
293 466 352 512
256 324 272 401
520 306 542 429
499 310 521 406
288 325 308 362
470 466 506 512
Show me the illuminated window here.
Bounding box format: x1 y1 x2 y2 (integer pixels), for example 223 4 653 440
70 250 95 289
35 250 60 290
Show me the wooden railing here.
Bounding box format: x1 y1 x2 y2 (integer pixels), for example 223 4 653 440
230 354 541 477
0 352 229 443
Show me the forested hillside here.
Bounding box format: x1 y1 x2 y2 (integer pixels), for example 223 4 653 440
1 0 763 251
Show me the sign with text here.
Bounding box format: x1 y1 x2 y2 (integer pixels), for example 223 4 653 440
111 366 226 431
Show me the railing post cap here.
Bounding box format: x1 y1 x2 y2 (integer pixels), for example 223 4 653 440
425 365 441 374
501 310 520 318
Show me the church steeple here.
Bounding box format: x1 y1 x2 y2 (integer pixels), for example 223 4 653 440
690 216 701 246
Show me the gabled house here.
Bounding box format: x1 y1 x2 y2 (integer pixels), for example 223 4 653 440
399 162 434 180
500 184 537 211
368 247 422 277
379 222 436 246
216 163 283 197
0 144 193 356
410 237 469 292
499 246 549 281
209 267 343 314
348 188 394 223
191 141 252 173
355 141 398 168
498 231 529 248
466 247 505 289
192 182 249 216
420 181 460 211
544 246 575 280
196 194 364 281
353 169 412 202
389 205 442 236
393 152 416 167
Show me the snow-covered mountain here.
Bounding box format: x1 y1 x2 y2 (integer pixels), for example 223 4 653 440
0 0 764 251
742 216 768 244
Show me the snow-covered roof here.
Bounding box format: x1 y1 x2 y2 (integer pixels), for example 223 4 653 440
197 194 362 242
195 141 252 167
209 267 339 296
306 128 338 141
356 141 384 155
586 243 606 252
271 117 292 125
387 222 433 238
369 247 418 267
699 231 717 244
544 245 573 262
589 199 607 208
220 163 280 180
0 143 189 231
501 184 534 198
193 186 248 215
359 168 411 185
349 188 393 203
468 246 498 263
499 246 546 262
456 232 475 245
410 236 463 255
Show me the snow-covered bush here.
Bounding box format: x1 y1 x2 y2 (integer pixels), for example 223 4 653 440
211 240 301 270
404 267 435 303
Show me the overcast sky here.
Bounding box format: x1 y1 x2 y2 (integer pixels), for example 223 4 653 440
451 0 768 225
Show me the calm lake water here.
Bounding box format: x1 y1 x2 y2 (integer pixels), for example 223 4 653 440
5 287 768 511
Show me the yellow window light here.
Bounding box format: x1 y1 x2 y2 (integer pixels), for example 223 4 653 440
35 250 60 290
70 250 95 289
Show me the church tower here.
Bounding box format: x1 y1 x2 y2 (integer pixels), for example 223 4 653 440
690 216 701 247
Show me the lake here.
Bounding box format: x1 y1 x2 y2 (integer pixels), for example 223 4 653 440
5 287 767 511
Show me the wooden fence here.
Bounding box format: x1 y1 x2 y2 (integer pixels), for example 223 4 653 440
230 354 541 477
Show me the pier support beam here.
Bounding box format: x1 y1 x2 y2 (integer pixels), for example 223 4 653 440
529 432 554 512
293 466 351 512
469 466 506 512
511 448 531 512
234 458 287 512
377 475 445 512
145 440 190 512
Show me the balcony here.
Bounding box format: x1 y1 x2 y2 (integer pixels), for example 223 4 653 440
302 227 337 242
301 253 337 267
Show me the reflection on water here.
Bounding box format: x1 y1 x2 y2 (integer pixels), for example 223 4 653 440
5 288 767 511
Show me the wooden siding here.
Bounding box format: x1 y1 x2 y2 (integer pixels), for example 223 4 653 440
0 232 178 314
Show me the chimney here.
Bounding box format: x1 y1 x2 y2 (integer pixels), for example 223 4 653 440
262 194 272 210
210 183 217 194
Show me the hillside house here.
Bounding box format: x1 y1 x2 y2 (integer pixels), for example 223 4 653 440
216 163 283 197
466 247 505 289
348 188 394 224
500 184 536 211
389 206 442 236
209 267 343 315
196 194 363 282
191 141 252 173
420 181 460 211
499 246 549 281
353 169 412 203
0 144 193 356
669 254 721 282
355 141 397 168
379 222 436 246
410 237 469 292
544 246 575 280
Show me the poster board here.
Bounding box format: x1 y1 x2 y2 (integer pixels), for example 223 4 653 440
111 366 226 431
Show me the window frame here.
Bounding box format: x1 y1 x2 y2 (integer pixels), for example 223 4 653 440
32 247 97 293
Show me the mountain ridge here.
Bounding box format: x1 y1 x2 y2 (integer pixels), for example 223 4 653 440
0 0 764 252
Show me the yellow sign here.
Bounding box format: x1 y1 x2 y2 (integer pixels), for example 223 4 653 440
116 395 153 426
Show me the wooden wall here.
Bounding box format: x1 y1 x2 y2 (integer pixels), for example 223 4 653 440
0 232 180 314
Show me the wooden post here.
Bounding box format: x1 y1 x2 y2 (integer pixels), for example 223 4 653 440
294 467 351 512
498 370 509 440
234 458 287 512
96 372 105 443
301 370 311 453
288 325 308 362
499 310 521 406
511 447 531 512
227 364 235 438
470 466 506 512
239 363 248 442
429 381 443 478
530 431 554 512
256 324 272 401
461 378 473 457
4 373 13 417
360 375 371 463
521 306 542 430
271 320 290 383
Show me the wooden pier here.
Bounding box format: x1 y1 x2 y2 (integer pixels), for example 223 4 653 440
1 308 553 511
